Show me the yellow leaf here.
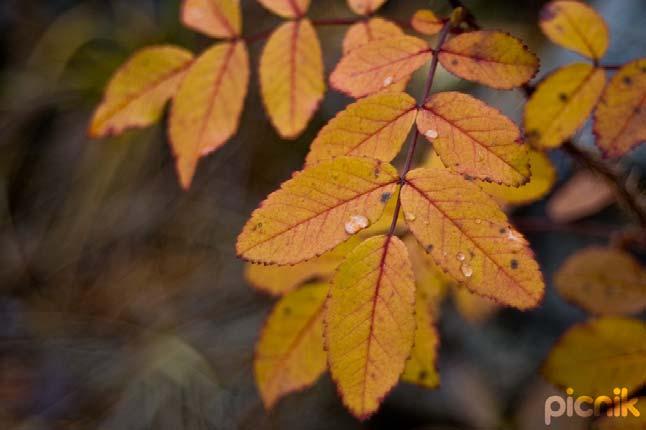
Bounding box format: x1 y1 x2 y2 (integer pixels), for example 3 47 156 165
347 0 387 15
342 17 403 54
411 9 444 36
542 317 646 398
401 291 440 388
305 92 417 166
258 0 309 18
416 91 530 185
478 150 556 205
401 168 545 309
260 19 325 138
594 58 646 158
452 286 499 323
330 35 432 99
525 63 605 149
180 0 241 39
539 0 609 60
438 30 538 89
555 247 646 316
89 46 193 138
546 169 615 223
169 41 249 189
326 235 415 419
236 157 399 265
254 282 328 409
404 235 450 317
596 400 646 430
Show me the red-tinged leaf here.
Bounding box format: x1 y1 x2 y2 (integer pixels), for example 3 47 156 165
260 19 325 138
326 235 416 419
347 0 387 15
236 157 399 265
181 0 241 39
258 0 309 18
438 30 539 89
342 17 404 55
89 46 194 138
401 168 545 309
416 91 530 186
411 9 444 36
330 35 432 98
169 41 249 189
305 92 417 166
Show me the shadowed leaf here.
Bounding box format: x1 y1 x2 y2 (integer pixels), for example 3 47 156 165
181 0 241 38
411 9 444 36
343 17 404 54
258 0 309 18
401 290 440 388
347 0 387 15
546 169 614 223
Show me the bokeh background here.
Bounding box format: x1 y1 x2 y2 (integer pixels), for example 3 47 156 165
1 0 645 429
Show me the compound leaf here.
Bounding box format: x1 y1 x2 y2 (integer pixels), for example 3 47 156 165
169 41 249 189
258 0 309 18
255 282 328 409
181 0 241 39
89 46 193 138
401 168 544 309
417 91 530 185
525 63 605 149
326 235 415 419
236 157 399 265
342 17 404 54
260 19 324 138
411 9 444 36
438 30 538 89
305 92 417 166
401 290 440 388
347 0 387 15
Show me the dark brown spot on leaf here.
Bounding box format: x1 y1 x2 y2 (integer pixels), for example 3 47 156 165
558 93 568 102
623 76 633 86
510 259 519 269
380 192 392 203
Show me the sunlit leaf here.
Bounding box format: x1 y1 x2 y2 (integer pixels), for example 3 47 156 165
401 291 440 388
236 157 399 265
89 46 193 138
330 35 432 98
594 58 646 158
306 92 416 165
411 9 444 36
546 169 615 223
347 0 387 15
258 0 309 18
181 0 241 38
525 63 605 149
342 17 404 54
401 168 545 309
555 247 646 316
169 41 249 189
539 0 609 60
416 91 530 185
438 30 538 89
255 283 328 409
452 286 499 323
326 235 415 419
260 19 324 138
542 317 646 398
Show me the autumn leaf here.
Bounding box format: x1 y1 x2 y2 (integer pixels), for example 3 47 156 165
416 91 530 185
401 168 544 309
546 169 615 223
330 35 432 98
255 282 328 409
258 0 309 18
236 157 399 265
401 291 440 388
325 235 415 419
555 247 646 316
539 0 609 60
342 17 404 54
404 234 450 317
181 0 241 39
452 286 499 324
438 30 538 89
525 63 605 149
411 9 444 36
542 317 646 398
260 19 325 138
89 46 194 138
594 58 646 158
169 41 248 189
596 401 646 429
347 0 387 16
305 92 417 166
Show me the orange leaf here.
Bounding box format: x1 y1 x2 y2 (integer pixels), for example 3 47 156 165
555 247 646 316
326 235 415 419
257 0 309 18
438 30 538 89
539 0 609 60
546 169 615 223
401 168 544 309
330 35 432 98
305 92 417 166
89 46 193 138
525 63 605 149
594 58 646 158
260 19 325 138
169 41 249 189
347 0 387 15
236 157 399 265
411 9 444 36
342 17 404 54
255 282 327 409
181 0 241 38
416 91 530 185
401 290 440 388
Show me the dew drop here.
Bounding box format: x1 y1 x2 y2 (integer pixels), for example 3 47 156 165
461 262 473 278
425 129 439 139
475 218 482 224
456 252 465 261
383 76 393 87
507 229 521 242
405 212 416 221
344 215 369 234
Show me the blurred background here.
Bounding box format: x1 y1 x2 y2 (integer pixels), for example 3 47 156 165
0 0 644 429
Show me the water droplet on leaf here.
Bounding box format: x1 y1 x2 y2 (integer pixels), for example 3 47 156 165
425 129 438 139
456 252 465 261
344 215 369 234
383 76 393 87
461 262 473 277
405 212 416 221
